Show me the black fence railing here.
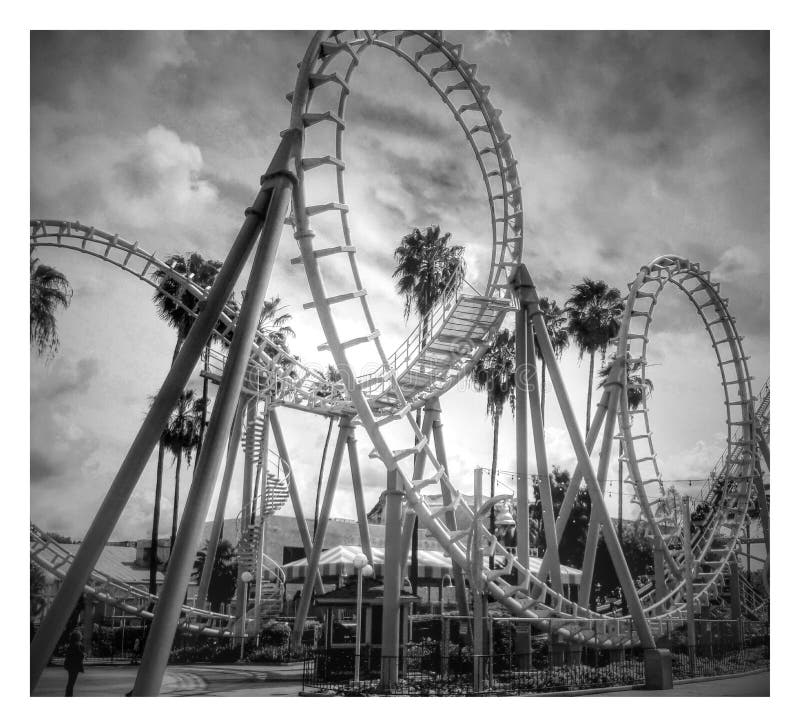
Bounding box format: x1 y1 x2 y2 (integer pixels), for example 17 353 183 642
302 643 647 695
667 620 769 680
302 619 769 695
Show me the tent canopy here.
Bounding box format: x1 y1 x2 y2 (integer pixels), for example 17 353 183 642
283 544 582 585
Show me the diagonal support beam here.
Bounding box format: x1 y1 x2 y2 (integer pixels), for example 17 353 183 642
515 264 655 649
196 397 246 609
428 399 470 617
269 409 323 593
578 357 625 607
523 326 562 594
347 428 374 565
290 417 352 651
30 131 298 693
132 140 299 695
400 406 435 571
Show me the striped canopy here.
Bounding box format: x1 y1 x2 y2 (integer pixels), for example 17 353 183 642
283 545 582 585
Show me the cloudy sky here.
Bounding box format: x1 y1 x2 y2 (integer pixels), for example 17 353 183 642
30 30 769 542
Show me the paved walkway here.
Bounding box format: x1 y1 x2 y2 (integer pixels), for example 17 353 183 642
581 670 769 697
33 664 767 697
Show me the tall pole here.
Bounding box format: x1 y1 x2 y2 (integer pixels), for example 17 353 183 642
131 136 298 696
578 357 624 608
524 328 562 594
516 265 655 649
196 398 245 609
290 418 351 651
429 399 469 617
269 409 324 595
381 468 404 690
30 139 289 691
347 433 374 565
682 496 696 677
235 397 257 629
514 299 531 666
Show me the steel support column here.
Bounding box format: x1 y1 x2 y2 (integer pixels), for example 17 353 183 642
516 264 655 649
381 468 404 690
196 398 245 609
290 418 352 651
524 327 562 594
29 138 290 691
269 409 323 594
429 399 469 617
347 431 374 565
131 138 297 696
514 301 531 666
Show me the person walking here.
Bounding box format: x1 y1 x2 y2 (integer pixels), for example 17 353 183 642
63 630 85 697
131 637 141 665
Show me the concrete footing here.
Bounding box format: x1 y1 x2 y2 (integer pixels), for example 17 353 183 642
644 648 673 690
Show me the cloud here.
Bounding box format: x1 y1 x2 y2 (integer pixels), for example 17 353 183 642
476 31 513 49
31 357 99 402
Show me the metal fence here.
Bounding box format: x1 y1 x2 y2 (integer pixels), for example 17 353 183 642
302 617 768 695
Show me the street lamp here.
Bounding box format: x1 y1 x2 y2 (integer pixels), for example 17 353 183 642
239 570 253 660
466 493 513 694
352 553 373 684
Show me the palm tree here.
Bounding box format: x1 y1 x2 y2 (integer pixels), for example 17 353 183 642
565 278 625 436
472 328 516 564
393 225 466 342
163 389 203 552
30 258 72 359
150 253 222 583
313 365 343 537
533 297 569 426
598 356 653 546
393 225 465 592
193 539 238 614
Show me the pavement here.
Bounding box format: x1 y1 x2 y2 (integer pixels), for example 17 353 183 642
580 670 769 697
32 663 768 698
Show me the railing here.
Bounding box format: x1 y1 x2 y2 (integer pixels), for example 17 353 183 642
356 269 492 398
302 619 768 695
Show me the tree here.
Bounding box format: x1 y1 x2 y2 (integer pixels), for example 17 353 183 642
31 563 48 621
193 539 238 613
472 329 516 564
163 388 205 552
30 258 72 359
393 225 465 592
313 365 343 537
150 253 222 591
598 355 653 545
44 531 74 544
532 297 569 426
565 278 625 436
393 225 466 340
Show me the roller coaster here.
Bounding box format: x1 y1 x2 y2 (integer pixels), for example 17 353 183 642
30 31 769 695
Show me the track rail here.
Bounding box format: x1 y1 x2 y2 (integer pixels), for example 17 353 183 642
30 219 350 414
613 256 757 618
30 524 236 636
286 31 647 647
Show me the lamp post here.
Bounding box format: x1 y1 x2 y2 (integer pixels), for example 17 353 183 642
352 553 373 684
466 494 513 694
239 570 253 661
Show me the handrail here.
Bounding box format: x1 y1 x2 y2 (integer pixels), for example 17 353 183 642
356 267 466 396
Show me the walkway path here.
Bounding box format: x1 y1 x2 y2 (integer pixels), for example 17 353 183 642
33 664 767 697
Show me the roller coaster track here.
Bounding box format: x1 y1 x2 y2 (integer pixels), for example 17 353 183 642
29 219 349 413
610 256 761 618
30 524 237 636
284 31 645 648
30 32 767 661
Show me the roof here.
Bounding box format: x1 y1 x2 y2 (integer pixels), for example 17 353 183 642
314 577 420 606
284 545 455 583
62 544 164 585
283 544 583 585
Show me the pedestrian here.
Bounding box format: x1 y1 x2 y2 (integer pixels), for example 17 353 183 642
63 630 85 697
131 637 141 664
